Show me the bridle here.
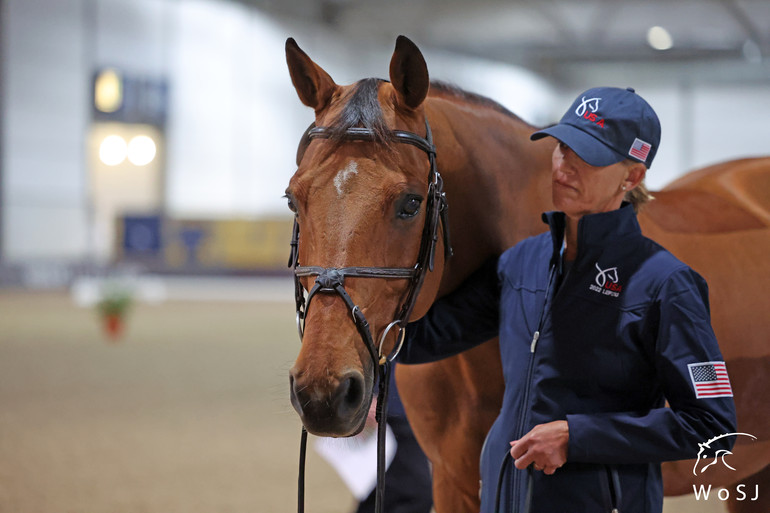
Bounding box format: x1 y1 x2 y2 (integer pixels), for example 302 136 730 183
289 118 452 513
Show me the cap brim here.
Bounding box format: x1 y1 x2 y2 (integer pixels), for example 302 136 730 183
531 124 626 167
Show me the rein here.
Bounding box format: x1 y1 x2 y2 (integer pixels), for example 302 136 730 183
289 119 451 513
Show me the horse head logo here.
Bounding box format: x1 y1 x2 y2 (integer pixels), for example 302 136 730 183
575 96 601 117
693 432 757 476
594 263 618 288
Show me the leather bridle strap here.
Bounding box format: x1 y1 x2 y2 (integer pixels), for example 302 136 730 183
302 268 380 369
306 125 437 155
296 266 416 280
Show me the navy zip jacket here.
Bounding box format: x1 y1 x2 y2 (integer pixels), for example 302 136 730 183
401 203 737 513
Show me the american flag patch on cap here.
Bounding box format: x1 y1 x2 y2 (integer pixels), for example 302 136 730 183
628 138 651 161
688 361 733 398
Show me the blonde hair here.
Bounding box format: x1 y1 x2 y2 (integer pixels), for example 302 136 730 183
625 182 655 212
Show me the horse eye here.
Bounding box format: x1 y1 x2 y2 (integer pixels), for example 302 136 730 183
284 194 298 213
398 196 422 219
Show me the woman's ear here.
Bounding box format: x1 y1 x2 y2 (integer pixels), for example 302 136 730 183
624 162 647 191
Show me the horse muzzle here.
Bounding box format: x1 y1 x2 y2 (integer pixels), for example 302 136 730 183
289 366 371 436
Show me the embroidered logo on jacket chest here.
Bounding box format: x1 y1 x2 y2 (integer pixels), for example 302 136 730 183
589 262 623 297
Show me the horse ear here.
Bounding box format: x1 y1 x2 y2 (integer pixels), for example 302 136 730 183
389 35 429 111
286 38 337 112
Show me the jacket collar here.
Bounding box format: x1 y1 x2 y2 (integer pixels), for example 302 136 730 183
541 202 642 268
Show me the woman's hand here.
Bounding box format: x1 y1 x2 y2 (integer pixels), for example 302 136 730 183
509 420 569 475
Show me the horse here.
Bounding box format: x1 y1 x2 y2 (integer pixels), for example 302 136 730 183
284 35 770 513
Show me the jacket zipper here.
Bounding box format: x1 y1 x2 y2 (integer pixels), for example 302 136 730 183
510 265 557 513
601 465 622 513
610 466 622 513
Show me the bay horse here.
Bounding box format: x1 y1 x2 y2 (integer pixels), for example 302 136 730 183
284 35 770 513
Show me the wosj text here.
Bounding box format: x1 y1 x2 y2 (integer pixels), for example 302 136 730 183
693 484 759 502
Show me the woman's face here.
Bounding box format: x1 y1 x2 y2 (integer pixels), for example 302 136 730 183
551 142 630 220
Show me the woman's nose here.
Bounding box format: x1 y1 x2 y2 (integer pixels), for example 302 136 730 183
555 155 573 175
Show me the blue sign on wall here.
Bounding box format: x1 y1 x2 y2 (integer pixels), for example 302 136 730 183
122 215 162 256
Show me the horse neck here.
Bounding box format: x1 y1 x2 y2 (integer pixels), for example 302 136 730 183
425 95 554 292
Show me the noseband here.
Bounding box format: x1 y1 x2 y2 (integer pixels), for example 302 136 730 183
289 119 451 513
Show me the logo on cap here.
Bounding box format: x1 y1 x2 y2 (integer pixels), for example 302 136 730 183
575 97 601 117
575 97 605 128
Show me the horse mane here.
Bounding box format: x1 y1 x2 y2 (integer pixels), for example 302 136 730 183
428 80 529 125
330 78 529 136
313 77 531 157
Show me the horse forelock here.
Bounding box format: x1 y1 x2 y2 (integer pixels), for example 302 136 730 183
328 78 392 146
294 78 394 165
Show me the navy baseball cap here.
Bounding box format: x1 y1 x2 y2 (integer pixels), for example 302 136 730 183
531 87 661 168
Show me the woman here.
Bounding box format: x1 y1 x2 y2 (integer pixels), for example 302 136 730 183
400 87 736 513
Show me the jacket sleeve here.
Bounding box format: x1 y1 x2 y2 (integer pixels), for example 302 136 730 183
398 256 501 364
567 267 738 464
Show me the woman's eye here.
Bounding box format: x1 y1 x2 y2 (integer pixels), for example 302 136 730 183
398 196 422 219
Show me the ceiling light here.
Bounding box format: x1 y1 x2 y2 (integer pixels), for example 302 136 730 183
647 26 673 51
127 135 157 166
94 69 123 113
99 135 128 166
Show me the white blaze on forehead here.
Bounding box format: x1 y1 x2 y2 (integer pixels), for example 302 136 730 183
334 161 359 197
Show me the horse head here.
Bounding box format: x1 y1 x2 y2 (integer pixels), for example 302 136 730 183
285 36 447 437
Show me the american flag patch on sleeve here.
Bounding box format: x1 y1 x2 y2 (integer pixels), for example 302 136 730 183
688 361 733 398
628 138 651 161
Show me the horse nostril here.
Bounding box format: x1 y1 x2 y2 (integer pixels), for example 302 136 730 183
334 371 365 416
290 367 369 435
289 371 308 416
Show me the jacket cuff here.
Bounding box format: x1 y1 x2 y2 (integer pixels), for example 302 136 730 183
565 414 591 462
